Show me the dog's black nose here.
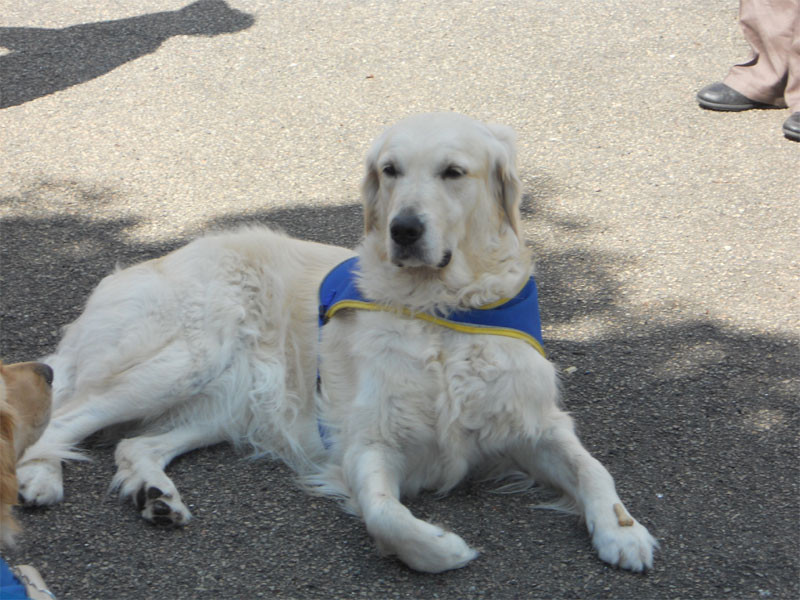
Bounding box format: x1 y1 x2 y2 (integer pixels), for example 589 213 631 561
390 214 424 247
35 363 54 386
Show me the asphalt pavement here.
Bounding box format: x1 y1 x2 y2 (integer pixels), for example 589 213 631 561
1 1 798 599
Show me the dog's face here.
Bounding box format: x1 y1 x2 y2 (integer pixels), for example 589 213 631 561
0 361 53 458
362 113 522 271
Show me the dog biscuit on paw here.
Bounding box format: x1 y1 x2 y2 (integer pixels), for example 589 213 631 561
613 503 634 527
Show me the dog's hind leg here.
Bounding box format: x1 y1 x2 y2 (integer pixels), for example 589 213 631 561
17 340 210 506
346 445 479 573
510 412 658 572
112 422 225 526
16 401 115 506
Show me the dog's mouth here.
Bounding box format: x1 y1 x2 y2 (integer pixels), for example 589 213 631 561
392 247 452 270
437 250 452 269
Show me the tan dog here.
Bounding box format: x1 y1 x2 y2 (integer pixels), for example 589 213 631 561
0 360 53 548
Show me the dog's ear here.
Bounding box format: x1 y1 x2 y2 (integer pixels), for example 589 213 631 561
0 408 16 461
0 391 19 508
361 133 385 235
0 363 17 466
486 123 522 237
0 401 21 548
361 160 380 235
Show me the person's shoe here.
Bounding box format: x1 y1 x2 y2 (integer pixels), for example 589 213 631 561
782 112 800 141
696 82 775 111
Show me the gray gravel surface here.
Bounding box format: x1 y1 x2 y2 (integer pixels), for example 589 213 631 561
1 1 798 599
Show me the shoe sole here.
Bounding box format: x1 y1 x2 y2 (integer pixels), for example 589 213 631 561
783 127 800 142
697 98 765 111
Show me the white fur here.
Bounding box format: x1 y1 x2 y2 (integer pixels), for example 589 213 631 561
17 113 657 573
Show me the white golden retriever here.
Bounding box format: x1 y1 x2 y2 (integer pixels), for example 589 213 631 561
16 113 657 572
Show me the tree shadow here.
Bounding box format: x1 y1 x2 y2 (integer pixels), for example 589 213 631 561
204 203 365 249
519 171 627 326
547 321 798 595
0 0 254 109
0 181 364 359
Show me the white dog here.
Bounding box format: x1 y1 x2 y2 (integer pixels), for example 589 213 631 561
16 113 657 573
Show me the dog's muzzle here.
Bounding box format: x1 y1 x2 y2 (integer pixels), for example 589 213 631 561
389 213 451 268
389 213 425 266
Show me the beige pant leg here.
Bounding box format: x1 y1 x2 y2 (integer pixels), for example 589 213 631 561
784 8 800 111
723 0 800 107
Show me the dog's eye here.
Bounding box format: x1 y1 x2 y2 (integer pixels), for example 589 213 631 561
441 165 465 179
382 163 398 177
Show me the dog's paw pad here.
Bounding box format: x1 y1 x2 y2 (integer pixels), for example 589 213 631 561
135 485 191 527
151 500 172 516
135 486 166 507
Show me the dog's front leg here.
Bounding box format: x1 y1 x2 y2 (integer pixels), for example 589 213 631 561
346 444 478 573
512 414 658 572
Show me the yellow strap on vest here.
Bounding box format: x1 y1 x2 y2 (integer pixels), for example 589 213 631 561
324 300 546 358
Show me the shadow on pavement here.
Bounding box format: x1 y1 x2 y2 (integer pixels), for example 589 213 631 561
0 0 254 109
0 182 797 598
205 203 365 248
0 180 363 358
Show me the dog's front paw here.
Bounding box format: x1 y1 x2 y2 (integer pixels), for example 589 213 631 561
591 518 658 572
380 520 479 573
134 485 191 527
17 459 64 506
412 527 479 573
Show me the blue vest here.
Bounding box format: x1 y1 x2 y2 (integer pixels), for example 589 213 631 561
318 257 545 357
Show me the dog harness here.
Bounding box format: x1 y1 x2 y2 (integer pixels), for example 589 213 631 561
318 257 545 357
315 257 546 449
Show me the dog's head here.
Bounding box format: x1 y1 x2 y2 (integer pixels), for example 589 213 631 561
0 360 53 458
0 360 53 548
362 113 522 271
